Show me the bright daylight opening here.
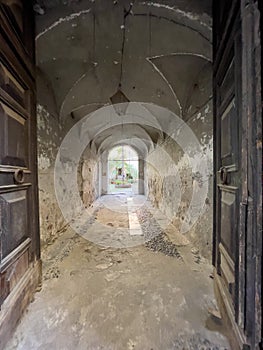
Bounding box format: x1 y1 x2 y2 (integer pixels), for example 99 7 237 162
108 145 139 195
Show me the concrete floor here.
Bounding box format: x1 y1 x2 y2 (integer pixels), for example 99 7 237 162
6 195 230 350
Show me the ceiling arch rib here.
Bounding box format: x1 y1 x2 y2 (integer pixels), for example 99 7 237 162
75 102 164 144
99 138 148 159
149 53 212 119
35 0 211 121
93 124 154 156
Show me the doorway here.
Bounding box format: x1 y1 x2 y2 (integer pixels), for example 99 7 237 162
0 1 262 350
108 145 139 195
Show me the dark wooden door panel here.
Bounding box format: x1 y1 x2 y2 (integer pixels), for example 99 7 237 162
0 188 29 258
0 3 40 337
0 60 27 108
0 2 35 76
220 100 239 167
220 188 238 258
214 8 241 310
1 1 24 35
0 102 28 167
213 1 262 348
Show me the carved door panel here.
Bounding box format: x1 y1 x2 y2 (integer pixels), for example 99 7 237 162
214 1 241 310
213 1 262 349
0 0 40 309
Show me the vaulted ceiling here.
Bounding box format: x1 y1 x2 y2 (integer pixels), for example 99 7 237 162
35 0 212 156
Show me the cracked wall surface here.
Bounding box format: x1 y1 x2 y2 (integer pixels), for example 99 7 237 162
36 0 213 255
37 104 67 247
146 100 213 258
78 147 99 207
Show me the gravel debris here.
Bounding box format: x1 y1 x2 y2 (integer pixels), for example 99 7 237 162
171 332 229 350
136 207 182 259
191 247 199 255
43 233 82 280
44 266 61 280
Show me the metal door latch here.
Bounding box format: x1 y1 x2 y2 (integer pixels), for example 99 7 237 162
220 166 228 185
13 169 25 184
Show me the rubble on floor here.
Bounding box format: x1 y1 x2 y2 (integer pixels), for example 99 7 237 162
6 195 230 350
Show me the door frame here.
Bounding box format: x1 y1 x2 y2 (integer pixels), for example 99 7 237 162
213 1 262 349
0 2 41 349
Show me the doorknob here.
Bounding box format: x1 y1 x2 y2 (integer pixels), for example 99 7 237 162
13 169 25 184
220 167 228 185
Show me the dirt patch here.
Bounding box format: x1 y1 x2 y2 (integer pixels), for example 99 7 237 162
95 208 129 228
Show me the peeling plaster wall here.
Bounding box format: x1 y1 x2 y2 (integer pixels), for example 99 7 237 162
37 104 101 247
35 0 213 252
37 104 67 247
78 147 99 207
146 101 213 258
187 109 213 258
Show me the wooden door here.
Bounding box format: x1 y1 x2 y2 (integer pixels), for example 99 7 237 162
0 1 41 348
213 0 241 308
213 1 262 349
